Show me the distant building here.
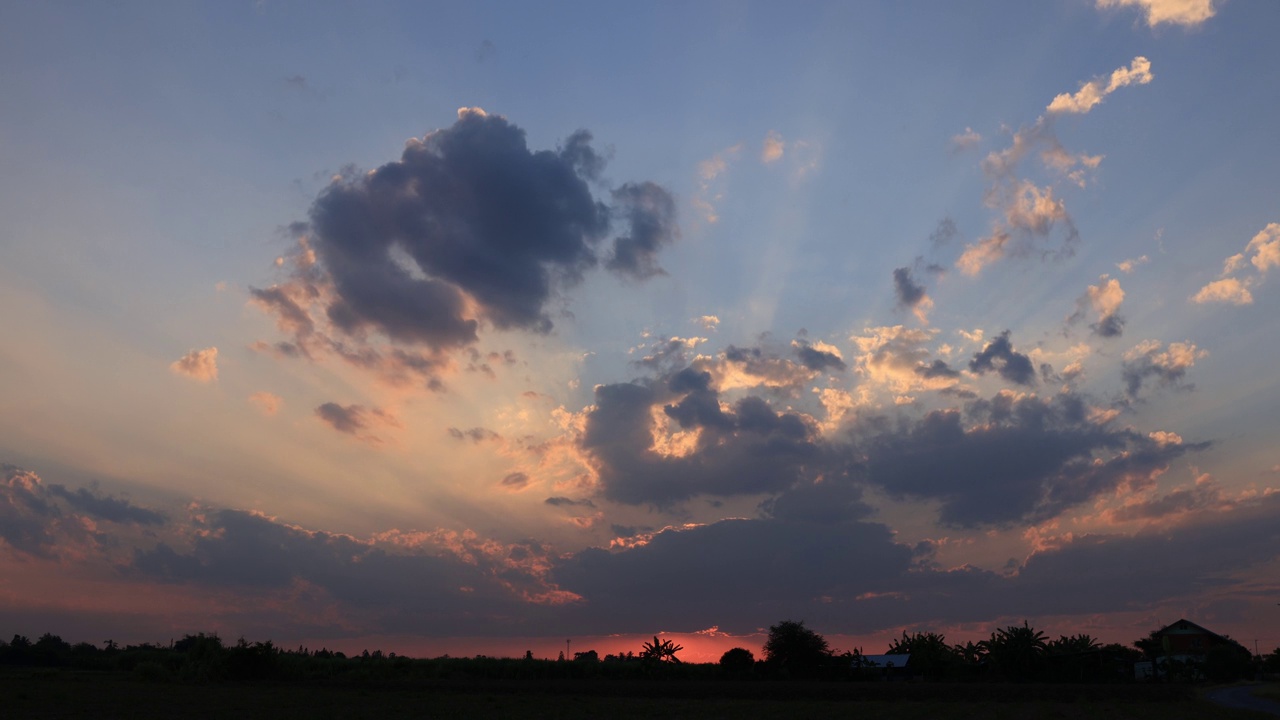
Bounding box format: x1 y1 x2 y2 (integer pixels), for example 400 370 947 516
1134 618 1246 680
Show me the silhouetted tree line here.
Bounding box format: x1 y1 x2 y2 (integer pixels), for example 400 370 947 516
0 619 1266 687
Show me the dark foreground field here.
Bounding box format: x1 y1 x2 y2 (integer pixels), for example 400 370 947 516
2 668 1273 719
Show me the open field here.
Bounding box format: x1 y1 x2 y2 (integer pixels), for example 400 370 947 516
2 669 1274 719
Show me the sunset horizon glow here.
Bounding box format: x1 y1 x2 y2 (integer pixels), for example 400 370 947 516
2 0 1279 663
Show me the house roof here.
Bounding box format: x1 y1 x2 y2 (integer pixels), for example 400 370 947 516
1153 618 1228 640
854 653 911 668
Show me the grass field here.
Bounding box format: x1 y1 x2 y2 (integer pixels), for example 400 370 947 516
2 669 1273 719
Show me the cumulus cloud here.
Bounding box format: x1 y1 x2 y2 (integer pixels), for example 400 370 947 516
1121 340 1207 398
1192 222 1279 306
694 315 720 331
957 181 1078 275
852 326 959 395
857 391 1206 527
2 465 165 558
580 371 824 506
251 109 677 387
1096 0 1218 28
792 339 846 373
170 347 218 382
968 331 1036 386
1047 57 1153 115
1069 274 1126 337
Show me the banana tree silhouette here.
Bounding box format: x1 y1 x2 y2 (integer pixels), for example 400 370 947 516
981 621 1048 681
640 636 683 663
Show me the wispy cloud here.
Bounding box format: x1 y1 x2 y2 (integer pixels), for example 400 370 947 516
1047 57 1153 115
1191 222 1279 305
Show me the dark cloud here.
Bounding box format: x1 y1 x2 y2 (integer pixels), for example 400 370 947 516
552 518 914 634
930 218 958 249
47 484 166 526
447 427 502 443
1 465 63 555
1121 341 1203 399
544 497 596 508
1092 313 1125 338
581 376 823 506
501 472 531 490
968 331 1036 386
129 509 559 636
315 403 367 435
858 392 1207 527
793 340 847 372
915 359 960 380
892 267 927 308
301 109 675 351
607 182 678 280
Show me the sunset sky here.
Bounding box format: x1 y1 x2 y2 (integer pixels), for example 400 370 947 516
3 0 1279 662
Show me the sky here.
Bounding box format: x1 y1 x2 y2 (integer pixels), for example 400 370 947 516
2 0 1279 662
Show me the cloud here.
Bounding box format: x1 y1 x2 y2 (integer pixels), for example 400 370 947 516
248 392 282 416
968 331 1036 386
170 347 218 383
693 144 742 223
852 326 958 395
760 130 786 164
314 402 400 444
1047 57 1153 115
580 373 823 506
1192 223 1279 305
791 339 846 372
891 266 935 322
544 496 595 508
1116 255 1149 273
857 391 1206 527
957 181 1077 275
1121 340 1207 398
1069 275 1126 337
2 465 165 558
693 315 720 331
500 472 532 491
129 509 576 634
951 127 982 152
1095 0 1218 28
264 109 675 362
606 182 679 280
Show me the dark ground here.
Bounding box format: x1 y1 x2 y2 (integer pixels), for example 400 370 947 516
2 668 1274 719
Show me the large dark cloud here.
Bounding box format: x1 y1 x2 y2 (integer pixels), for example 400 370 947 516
46 484 166 526
968 331 1036 386
552 518 914 634
303 109 676 349
129 509 558 636
857 392 1207 527
2 465 166 557
581 375 826 506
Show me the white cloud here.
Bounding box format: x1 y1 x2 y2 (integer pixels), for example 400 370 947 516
1116 255 1149 273
170 347 218 383
1048 57 1153 115
1096 0 1218 28
1190 223 1279 305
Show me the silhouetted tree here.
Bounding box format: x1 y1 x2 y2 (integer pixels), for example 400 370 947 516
763 620 830 676
573 649 599 663
886 631 956 680
982 621 1048 681
640 636 683 663
719 647 755 675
